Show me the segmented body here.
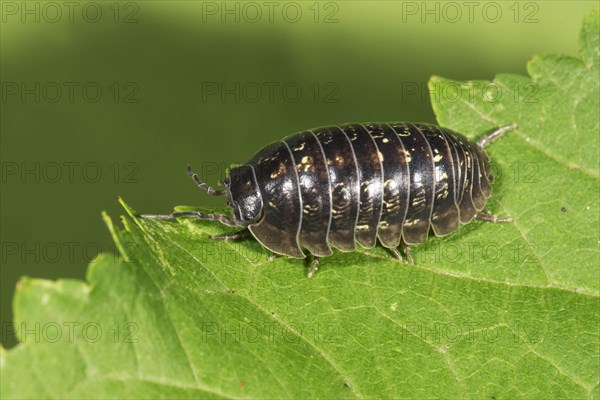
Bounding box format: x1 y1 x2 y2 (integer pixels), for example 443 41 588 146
245 122 493 258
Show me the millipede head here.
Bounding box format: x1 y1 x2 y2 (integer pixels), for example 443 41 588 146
223 165 263 227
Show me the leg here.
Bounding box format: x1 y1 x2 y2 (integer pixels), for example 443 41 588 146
187 164 225 196
268 252 279 262
141 211 238 227
475 210 512 223
401 241 414 264
307 256 320 278
477 124 517 148
211 229 250 241
390 242 414 264
390 247 404 262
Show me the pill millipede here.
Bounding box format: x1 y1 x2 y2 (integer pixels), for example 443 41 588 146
142 122 516 277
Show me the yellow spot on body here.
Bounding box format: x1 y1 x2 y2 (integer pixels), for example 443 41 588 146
271 162 286 178
377 150 384 162
412 190 426 207
382 138 390 143
300 155 314 172
403 219 417 226
433 154 443 162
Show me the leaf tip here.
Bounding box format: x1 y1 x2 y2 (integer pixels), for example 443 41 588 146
116 196 140 219
14 276 33 292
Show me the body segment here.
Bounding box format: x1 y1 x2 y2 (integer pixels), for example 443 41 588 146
285 131 333 256
311 126 360 252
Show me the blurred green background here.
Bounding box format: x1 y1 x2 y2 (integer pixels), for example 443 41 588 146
1 0 595 348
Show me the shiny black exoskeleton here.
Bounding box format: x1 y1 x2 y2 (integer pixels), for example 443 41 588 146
143 122 515 276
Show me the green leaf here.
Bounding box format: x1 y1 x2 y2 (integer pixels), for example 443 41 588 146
2 10 599 400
